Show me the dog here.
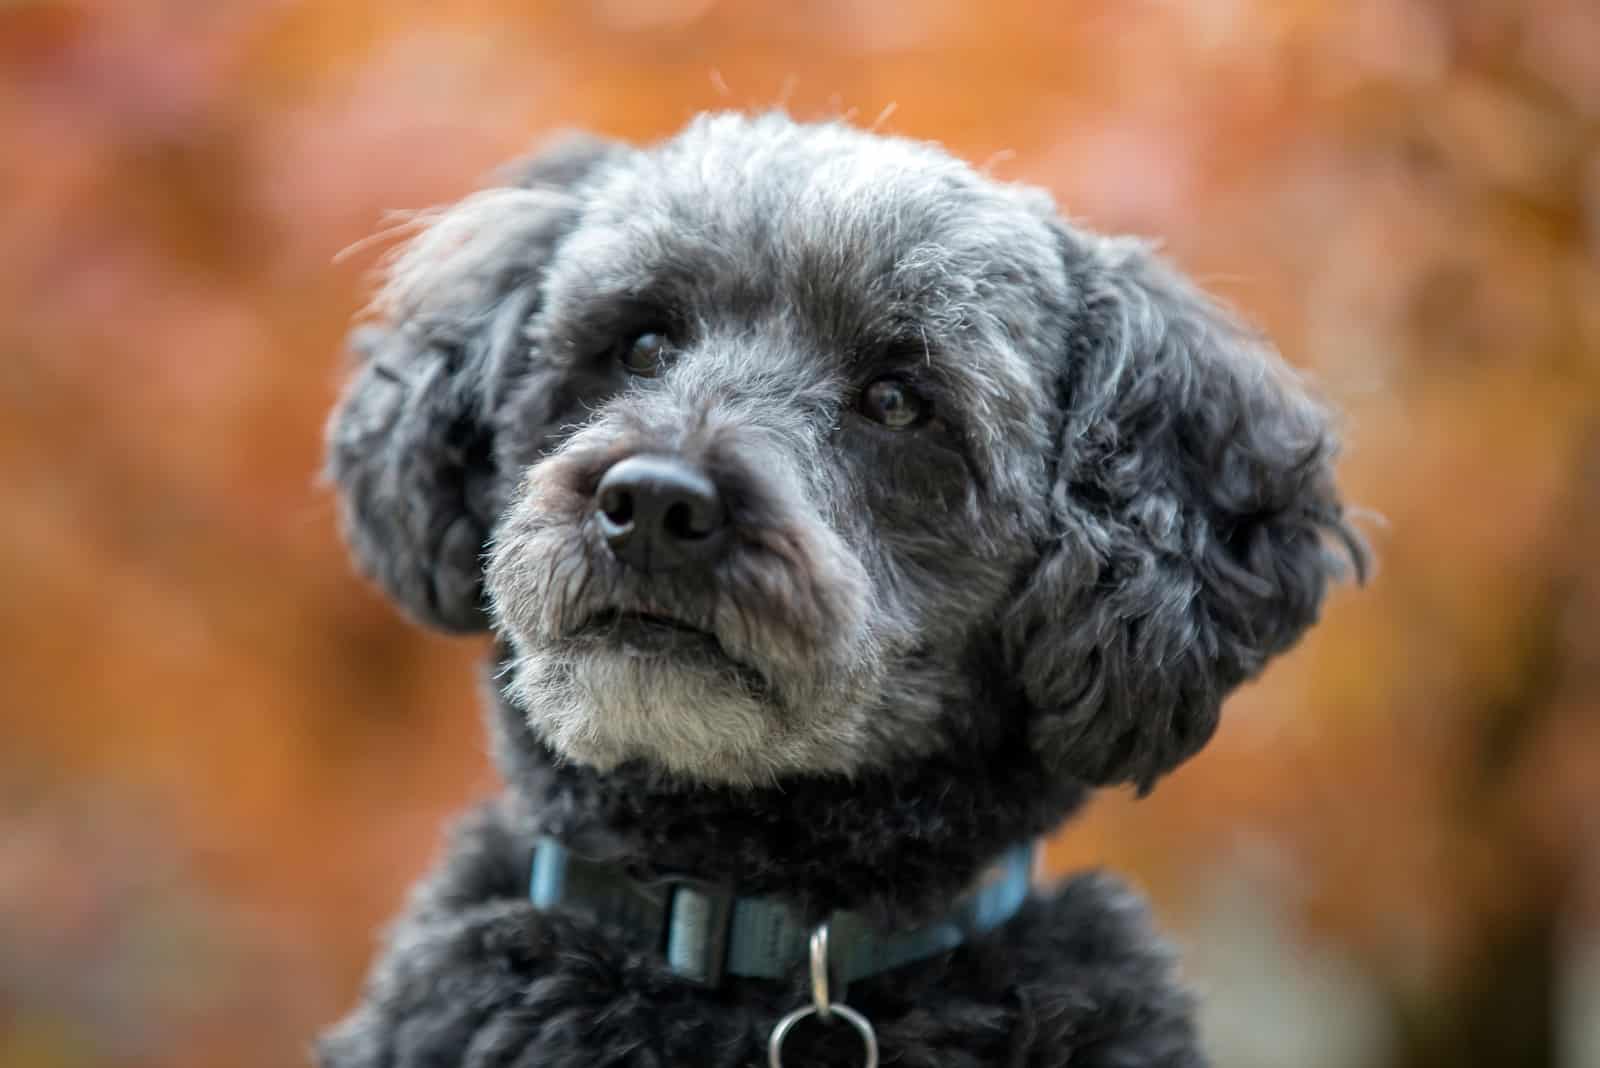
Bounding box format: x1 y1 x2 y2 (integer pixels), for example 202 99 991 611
318 111 1366 1067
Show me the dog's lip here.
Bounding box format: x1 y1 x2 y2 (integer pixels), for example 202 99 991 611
566 607 770 694
578 608 716 640
566 607 729 658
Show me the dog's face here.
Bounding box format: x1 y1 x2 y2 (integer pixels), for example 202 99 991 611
329 113 1364 790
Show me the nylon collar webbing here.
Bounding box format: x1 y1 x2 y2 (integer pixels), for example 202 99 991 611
529 836 1035 987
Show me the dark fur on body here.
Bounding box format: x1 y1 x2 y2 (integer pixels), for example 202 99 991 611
320 112 1365 1067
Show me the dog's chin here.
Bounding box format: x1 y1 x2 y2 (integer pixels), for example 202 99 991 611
502 636 785 787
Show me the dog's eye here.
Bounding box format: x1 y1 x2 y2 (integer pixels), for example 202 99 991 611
858 378 929 429
619 331 671 377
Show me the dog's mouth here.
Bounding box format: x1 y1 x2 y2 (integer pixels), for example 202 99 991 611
571 609 724 656
566 607 772 696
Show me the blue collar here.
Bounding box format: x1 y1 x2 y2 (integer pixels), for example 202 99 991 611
530 837 1036 987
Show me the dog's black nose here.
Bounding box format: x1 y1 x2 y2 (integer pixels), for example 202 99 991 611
594 455 727 572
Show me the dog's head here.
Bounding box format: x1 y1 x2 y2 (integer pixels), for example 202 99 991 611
328 112 1365 791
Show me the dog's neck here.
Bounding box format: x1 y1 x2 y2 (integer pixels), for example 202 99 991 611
485 659 1088 927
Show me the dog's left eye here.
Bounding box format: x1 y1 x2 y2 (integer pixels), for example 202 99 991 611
858 377 929 429
618 331 672 377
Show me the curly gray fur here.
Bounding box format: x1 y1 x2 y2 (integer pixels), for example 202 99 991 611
321 111 1366 1067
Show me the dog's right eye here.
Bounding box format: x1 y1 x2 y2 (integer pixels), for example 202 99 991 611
618 331 672 377
858 377 930 430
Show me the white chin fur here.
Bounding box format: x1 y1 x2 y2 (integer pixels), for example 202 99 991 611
503 644 869 787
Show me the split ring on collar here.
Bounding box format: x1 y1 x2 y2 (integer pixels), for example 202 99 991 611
768 1004 878 1068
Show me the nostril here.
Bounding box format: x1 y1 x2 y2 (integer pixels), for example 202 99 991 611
598 486 634 526
663 499 717 541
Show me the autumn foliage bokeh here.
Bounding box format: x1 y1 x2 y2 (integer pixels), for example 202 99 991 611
2 2 1598 1066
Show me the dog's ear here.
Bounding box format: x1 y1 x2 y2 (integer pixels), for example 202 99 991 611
326 133 621 632
1007 231 1368 791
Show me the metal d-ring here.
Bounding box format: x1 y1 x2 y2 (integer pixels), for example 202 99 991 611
809 922 833 1019
767 922 879 1068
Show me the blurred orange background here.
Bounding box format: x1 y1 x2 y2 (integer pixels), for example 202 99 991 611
2 2 1598 1066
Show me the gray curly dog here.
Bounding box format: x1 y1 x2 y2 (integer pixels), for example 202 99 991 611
319 111 1366 1068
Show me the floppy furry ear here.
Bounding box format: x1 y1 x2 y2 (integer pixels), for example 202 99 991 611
1008 232 1368 791
326 133 620 632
